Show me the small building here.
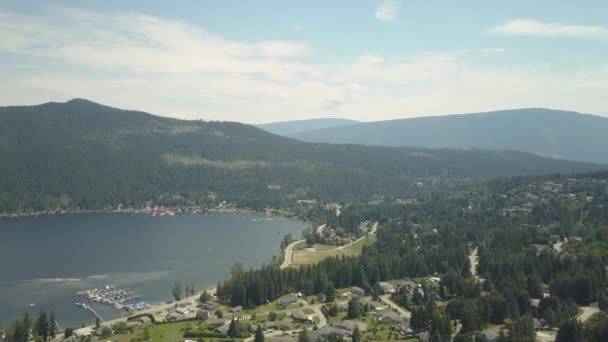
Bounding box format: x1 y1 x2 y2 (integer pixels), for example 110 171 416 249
138 316 152 324
175 307 189 315
126 321 142 330
416 331 430 342
379 312 403 324
73 327 93 338
480 329 499 342
378 282 396 294
165 313 182 322
335 302 349 311
262 321 276 330
215 322 231 335
278 318 294 330
206 317 226 326
369 301 385 311
351 286 366 295
291 310 312 322
230 305 243 313
550 235 561 243
202 300 220 310
398 324 414 336
336 320 367 332
278 297 298 307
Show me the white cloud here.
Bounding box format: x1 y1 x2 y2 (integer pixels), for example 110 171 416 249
375 0 398 22
490 19 608 38
0 8 607 123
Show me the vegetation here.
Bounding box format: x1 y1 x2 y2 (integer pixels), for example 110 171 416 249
0 100 601 215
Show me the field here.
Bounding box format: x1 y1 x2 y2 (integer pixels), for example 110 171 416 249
290 234 377 266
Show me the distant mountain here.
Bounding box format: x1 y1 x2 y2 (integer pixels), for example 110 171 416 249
256 118 359 136
0 100 603 213
288 108 608 164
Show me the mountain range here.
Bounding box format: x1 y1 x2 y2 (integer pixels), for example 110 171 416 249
263 109 608 164
256 118 360 136
0 100 603 213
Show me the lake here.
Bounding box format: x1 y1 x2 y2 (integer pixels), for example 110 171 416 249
0 212 307 327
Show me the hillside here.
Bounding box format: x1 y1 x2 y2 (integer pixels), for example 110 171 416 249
256 118 359 136
288 108 608 164
0 100 603 214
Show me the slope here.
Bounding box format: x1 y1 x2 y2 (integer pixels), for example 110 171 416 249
0 100 603 214
288 108 608 164
256 118 360 136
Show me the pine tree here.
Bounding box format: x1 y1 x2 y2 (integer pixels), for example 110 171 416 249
227 319 240 338
48 311 56 338
172 281 183 301
347 298 361 319
36 311 49 341
352 325 361 342
298 328 309 342
325 283 336 303
254 324 265 342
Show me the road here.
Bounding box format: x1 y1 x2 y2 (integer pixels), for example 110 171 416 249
243 302 327 342
336 222 378 250
380 295 411 319
280 239 306 269
316 223 327 235
577 306 599 322
469 247 479 280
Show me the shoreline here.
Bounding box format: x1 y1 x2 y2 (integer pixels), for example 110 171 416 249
0 206 287 220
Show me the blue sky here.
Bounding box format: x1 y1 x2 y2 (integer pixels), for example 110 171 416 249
1 0 607 122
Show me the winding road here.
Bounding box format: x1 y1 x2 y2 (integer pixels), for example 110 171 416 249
280 239 306 269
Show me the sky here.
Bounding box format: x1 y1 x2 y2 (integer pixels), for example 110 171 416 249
0 0 607 123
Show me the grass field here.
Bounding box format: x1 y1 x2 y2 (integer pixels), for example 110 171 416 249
290 234 377 266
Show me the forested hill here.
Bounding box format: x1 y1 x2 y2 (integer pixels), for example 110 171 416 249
288 108 608 164
0 99 604 214
256 118 359 136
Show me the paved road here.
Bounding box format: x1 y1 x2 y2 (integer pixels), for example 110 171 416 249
336 222 378 250
243 302 327 342
469 247 479 280
280 239 306 269
380 295 411 320
578 306 599 322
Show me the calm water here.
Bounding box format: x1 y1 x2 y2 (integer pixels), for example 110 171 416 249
0 212 307 327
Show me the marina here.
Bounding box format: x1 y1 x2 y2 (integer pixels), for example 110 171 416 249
76 285 141 310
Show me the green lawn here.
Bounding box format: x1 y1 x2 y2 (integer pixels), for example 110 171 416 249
291 234 377 266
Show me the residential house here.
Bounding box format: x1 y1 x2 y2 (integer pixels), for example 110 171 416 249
336 320 367 332
278 297 298 307
379 312 403 324
175 307 189 315
480 329 499 342
416 331 430 342
230 305 243 313
202 300 220 311
291 310 312 322
215 322 231 335
351 286 366 295
378 282 396 294
278 318 294 330
206 317 226 326
398 324 414 336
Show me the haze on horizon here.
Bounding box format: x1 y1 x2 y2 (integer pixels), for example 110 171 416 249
1 0 607 123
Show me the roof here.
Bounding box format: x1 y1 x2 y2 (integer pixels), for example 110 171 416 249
215 322 230 335
292 310 311 321
380 312 403 322
481 329 499 341
336 320 368 332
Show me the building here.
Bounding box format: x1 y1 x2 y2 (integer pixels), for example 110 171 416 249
206 317 226 326
351 286 366 295
202 300 220 310
278 297 298 307
336 320 368 332
175 307 189 315
379 312 403 324
368 301 385 311
73 327 93 338
378 282 396 294
291 310 312 322
398 324 414 336
215 322 231 335
230 305 243 313
480 329 499 342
